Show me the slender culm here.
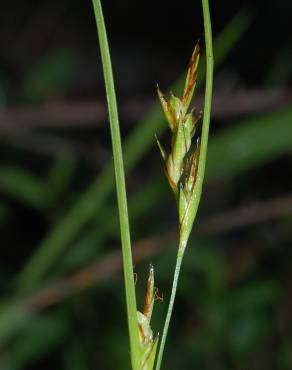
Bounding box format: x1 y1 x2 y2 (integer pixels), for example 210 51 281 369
155 1 213 369
91 1 141 369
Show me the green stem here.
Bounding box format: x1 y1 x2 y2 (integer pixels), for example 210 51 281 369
91 1 140 369
155 251 183 370
197 0 214 198
155 1 213 369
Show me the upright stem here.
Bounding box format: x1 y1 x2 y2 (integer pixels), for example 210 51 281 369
199 0 214 190
155 1 213 369
155 250 184 370
91 1 140 369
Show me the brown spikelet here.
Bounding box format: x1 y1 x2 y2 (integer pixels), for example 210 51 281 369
182 42 200 107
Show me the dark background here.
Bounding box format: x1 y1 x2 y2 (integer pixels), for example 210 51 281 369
0 1 292 369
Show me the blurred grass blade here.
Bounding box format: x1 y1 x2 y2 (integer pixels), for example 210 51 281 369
0 165 52 211
16 10 251 291
206 107 292 180
58 179 164 274
8 313 69 369
0 302 31 345
47 156 76 201
22 49 77 102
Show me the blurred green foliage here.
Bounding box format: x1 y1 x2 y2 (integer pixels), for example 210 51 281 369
0 3 292 370
22 49 77 102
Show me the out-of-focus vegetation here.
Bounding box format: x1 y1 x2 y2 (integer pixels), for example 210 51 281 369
0 1 292 370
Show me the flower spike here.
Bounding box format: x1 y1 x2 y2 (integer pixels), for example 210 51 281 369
137 265 159 370
156 44 202 252
182 41 200 109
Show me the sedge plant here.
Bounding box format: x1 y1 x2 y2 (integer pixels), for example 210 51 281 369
155 1 213 368
91 0 213 369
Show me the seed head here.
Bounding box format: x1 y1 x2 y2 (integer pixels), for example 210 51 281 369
157 42 201 251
